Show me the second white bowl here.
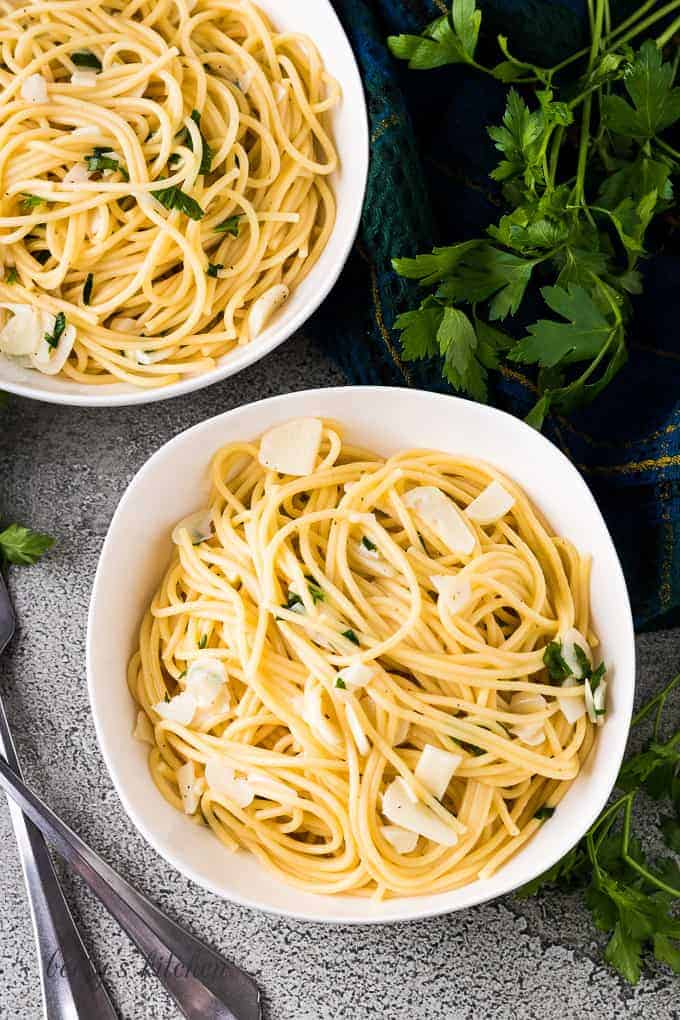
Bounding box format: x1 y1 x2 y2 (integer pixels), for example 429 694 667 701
87 387 635 923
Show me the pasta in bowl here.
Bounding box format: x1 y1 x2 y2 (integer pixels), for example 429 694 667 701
0 0 367 405
131 420 606 896
88 388 635 921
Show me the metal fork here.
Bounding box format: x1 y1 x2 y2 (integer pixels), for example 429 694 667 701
0 573 262 1020
0 572 118 1019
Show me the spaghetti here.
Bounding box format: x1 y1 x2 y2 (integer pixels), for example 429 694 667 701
129 418 607 898
0 0 338 387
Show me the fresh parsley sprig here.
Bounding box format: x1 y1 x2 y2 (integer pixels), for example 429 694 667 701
519 671 680 984
389 0 680 427
0 524 54 566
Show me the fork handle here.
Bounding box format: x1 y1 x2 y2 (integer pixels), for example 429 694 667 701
0 699 118 1019
0 752 262 1020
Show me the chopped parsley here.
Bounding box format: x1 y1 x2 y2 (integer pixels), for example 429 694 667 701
5 268 18 284
85 148 121 173
284 591 304 611
342 629 360 645
152 184 204 221
215 214 242 236
71 51 102 70
21 194 44 210
335 677 347 690
305 576 325 604
361 536 377 551
207 263 224 278
83 272 93 305
534 805 556 821
188 109 214 175
198 634 208 649
44 311 66 351
543 641 571 682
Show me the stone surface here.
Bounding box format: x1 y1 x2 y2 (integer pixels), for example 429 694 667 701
0 333 679 1019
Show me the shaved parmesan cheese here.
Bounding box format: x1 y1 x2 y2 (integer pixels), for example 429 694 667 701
337 662 375 689
133 710 154 744
248 284 289 339
21 73 47 104
185 656 228 708
154 690 196 725
303 684 341 749
172 509 214 546
0 305 43 356
464 480 515 524
586 676 607 726
382 778 458 846
430 574 472 615
561 627 592 678
177 760 199 814
345 702 370 755
558 678 587 724
89 206 107 239
258 417 323 476
31 313 76 375
402 486 475 556
381 824 418 854
510 691 546 746
205 759 254 807
71 70 97 87
247 770 293 801
238 68 255 93
63 163 91 184
135 348 169 365
414 744 462 799
394 717 410 746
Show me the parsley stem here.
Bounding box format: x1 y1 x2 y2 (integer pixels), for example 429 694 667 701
655 13 680 49
654 135 680 160
621 797 680 897
631 670 680 729
612 0 680 50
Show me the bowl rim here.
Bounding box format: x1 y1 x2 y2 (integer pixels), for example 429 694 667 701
87 386 636 923
0 0 369 408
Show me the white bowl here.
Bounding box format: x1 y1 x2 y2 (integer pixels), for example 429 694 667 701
0 1 368 407
88 387 635 923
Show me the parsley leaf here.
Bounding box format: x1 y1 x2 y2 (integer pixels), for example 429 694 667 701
44 311 66 351
0 524 54 565
335 677 347 689
543 641 571 681
510 284 616 369
71 51 102 70
152 185 204 221
207 263 224 278
21 194 44 210
387 1 481 70
188 109 214 175
602 41 680 141
6 268 18 285
85 148 121 173
341 629 360 645
215 214 242 236
361 536 377 552
198 634 208 649
305 576 325 604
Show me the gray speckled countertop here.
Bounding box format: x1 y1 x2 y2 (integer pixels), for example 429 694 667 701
1 333 679 1020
